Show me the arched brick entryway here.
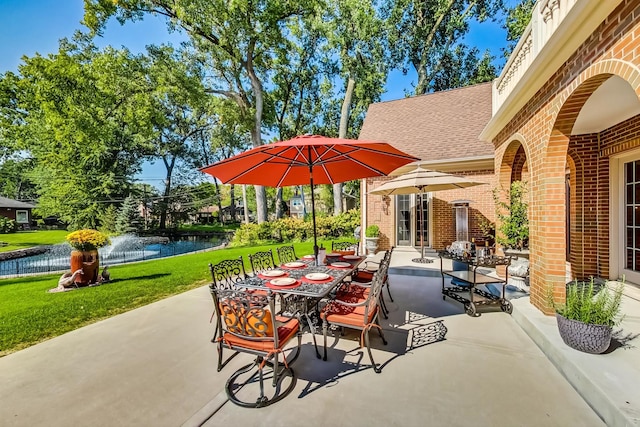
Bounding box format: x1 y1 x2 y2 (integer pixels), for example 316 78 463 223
540 59 640 311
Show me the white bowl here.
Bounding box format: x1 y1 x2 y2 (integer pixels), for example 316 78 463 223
342 255 360 260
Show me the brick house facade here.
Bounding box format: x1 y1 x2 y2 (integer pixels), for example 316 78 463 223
359 83 497 253
480 0 640 313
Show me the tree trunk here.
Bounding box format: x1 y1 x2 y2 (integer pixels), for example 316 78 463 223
214 180 224 225
159 155 175 230
275 187 284 219
242 184 250 224
334 76 356 215
230 184 236 222
246 41 268 223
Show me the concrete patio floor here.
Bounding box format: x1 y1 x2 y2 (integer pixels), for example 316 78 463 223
0 248 638 426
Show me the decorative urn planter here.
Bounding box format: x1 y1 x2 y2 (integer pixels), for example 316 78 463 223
555 313 612 354
70 250 100 286
364 237 379 256
66 229 110 286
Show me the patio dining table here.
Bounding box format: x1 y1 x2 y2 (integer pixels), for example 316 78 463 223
240 255 365 299
240 254 366 358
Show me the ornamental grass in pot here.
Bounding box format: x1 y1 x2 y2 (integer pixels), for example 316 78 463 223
549 278 624 354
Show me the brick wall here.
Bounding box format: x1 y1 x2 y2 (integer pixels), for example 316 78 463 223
492 0 640 312
365 170 495 252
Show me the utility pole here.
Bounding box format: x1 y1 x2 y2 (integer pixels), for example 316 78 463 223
242 184 249 223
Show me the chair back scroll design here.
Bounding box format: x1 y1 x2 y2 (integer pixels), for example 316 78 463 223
209 256 248 290
248 250 277 275
276 245 298 264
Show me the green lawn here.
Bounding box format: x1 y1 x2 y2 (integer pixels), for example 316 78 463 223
0 241 327 356
0 230 69 252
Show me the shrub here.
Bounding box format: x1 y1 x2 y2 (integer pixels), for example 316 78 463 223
0 216 18 233
494 181 528 249
365 224 380 238
229 209 361 247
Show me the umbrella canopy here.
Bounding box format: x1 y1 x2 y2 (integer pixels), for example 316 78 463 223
200 135 419 259
369 168 486 196
369 168 486 261
200 135 419 187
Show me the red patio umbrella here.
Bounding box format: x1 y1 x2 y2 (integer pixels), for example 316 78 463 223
200 135 419 258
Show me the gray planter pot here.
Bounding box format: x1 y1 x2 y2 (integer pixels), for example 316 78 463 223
555 313 612 354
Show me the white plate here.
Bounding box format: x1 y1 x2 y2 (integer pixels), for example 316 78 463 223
270 277 297 286
302 255 315 259
330 262 351 268
342 255 360 260
326 252 341 257
284 261 305 268
305 273 330 281
261 269 285 277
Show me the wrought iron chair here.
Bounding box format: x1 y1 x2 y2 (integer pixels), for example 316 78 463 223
331 241 359 256
321 261 389 373
248 250 277 275
210 287 301 407
208 256 250 343
209 256 248 290
353 246 395 303
276 245 298 264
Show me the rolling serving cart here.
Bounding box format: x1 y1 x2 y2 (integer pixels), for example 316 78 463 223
438 251 513 317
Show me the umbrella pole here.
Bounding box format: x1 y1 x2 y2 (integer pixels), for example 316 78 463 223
420 191 425 258
308 147 319 264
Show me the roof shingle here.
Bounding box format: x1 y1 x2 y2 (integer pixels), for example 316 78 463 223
359 82 494 162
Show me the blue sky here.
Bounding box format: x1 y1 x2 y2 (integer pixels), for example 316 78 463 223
0 0 512 184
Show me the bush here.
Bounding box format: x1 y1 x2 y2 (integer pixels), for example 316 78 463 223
0 216 18 233
494 181 528 249
229 209 361 247
365 224 380 238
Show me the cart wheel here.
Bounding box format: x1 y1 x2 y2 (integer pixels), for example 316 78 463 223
442 295 446 301
501 301 513 314
465 303 476 317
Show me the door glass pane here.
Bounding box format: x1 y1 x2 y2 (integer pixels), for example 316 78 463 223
396 195 411 246
414 194 429 247
625 160 640 271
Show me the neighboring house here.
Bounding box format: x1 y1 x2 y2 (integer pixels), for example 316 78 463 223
0 196 35 227
480 0 640 313
360 82 496 252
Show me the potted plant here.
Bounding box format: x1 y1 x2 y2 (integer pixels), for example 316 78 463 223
548 278 624 354
364 224 380 256
66 229 111 286
493 181 529 279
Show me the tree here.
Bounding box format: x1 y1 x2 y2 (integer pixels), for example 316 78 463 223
386 0 503 94
146 46 211 229
2 37 155 228
116 195 141 234
84 0 319 223
320 0 389 214
0 157 38 201
503 0 535 58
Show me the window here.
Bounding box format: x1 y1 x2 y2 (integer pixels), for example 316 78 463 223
16 210 28 224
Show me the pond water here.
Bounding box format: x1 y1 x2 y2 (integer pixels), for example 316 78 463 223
0 234 223 277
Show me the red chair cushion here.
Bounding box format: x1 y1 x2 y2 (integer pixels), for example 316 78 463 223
223 317 299 352
321 303 376 327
